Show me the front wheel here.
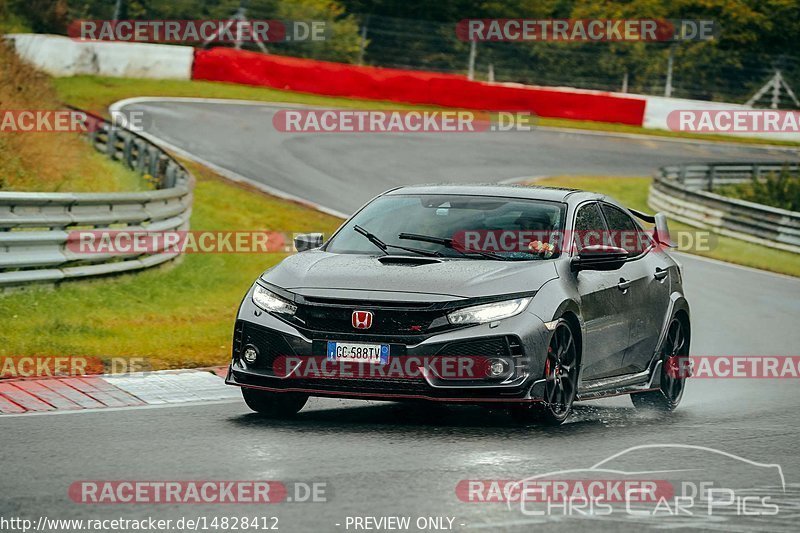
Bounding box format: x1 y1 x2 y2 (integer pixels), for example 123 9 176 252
631 317 689 412
510 319 578 426
241 388 308 417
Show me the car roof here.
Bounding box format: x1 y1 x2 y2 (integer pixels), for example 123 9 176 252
384 183 608 205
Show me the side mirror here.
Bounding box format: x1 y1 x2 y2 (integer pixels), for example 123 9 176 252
294 233 324 252
571 245 628 272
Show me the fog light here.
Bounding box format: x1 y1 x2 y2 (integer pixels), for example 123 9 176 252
243 346 259 364
488 358 508 377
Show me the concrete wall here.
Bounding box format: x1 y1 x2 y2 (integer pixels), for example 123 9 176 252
6 34 193 79
642 94 799 142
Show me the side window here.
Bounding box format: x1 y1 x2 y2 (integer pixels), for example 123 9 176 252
573 203 605 252
600 204 646 255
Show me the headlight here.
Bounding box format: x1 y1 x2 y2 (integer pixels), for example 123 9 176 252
447 297 532 325
252 285 297 315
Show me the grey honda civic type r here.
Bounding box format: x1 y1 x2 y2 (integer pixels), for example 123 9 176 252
226 185 690 425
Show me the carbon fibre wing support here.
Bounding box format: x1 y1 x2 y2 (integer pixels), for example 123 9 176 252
629 208 675 248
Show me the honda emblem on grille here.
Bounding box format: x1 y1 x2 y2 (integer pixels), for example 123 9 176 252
352 311 373 329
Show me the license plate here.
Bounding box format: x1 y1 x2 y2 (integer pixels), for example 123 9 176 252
326 341 390 364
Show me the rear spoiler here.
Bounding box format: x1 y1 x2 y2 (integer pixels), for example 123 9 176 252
629 208 675 248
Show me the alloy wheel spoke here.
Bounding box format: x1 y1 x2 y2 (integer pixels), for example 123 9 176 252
546 368 558 403
673 327 685 354
562 373 575 398
555 383 565 410
666 331 677 354
562 338 574 363
559 327 568 348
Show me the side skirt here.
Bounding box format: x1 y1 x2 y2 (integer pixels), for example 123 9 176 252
576 360 662 401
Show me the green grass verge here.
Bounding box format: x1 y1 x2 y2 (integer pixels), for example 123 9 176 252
55 76 799 147
0 163 343 368
0 43 144 193
0 142 146 192
535 175 800 278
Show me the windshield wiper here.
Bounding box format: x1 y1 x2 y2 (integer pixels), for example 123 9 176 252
398 232 511 261
353 225 441 257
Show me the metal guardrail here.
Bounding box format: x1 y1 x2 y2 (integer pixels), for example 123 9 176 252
649 162 800 253
0 112 194 288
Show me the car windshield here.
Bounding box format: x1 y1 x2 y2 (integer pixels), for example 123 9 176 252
325 193 566 260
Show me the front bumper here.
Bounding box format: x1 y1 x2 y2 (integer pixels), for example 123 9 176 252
226 294 552 403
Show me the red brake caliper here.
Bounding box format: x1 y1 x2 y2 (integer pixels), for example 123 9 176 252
545 347 552 378
665 354 691 379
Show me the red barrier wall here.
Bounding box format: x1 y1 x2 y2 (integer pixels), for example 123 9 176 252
192 48 646 126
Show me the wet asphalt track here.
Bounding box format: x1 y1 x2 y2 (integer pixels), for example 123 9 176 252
1 100 799 532
117 100 798 214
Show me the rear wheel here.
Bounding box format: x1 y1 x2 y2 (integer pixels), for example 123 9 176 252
510 319 578 426
241 388 308 417
631 317 689 411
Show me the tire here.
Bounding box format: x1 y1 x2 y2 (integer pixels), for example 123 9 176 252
241 387 308 417
631 316 689 412
510 319 578 426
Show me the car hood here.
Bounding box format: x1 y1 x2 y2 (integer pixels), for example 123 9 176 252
261 251 559 300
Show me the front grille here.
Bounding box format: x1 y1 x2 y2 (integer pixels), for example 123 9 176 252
290 298 452 336
288 377 432 395
435 337 511 358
